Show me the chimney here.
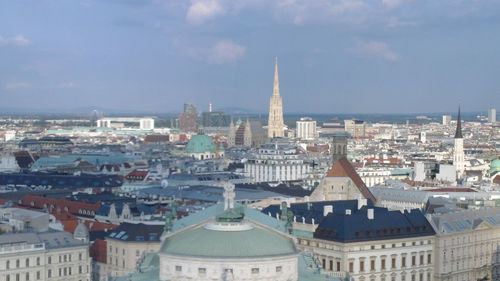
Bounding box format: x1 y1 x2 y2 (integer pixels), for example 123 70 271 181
345 209 351 215
367 208 374 220
323 205 333 217
358 199 367 210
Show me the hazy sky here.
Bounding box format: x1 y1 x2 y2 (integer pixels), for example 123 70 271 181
1 0 499 114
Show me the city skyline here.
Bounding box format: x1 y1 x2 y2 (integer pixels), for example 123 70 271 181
1 0 500 113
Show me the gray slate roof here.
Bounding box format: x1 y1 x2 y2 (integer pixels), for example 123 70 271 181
0 231 87 249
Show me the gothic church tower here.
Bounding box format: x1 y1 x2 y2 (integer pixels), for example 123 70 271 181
454 106 465 180
267 58 285 138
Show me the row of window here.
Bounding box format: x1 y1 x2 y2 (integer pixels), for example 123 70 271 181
47 265 87 277
356 272 431 281
174 265 283 275
5 258 41 269
47 253 85 264
5 267 87 281
6 272 40 281
347 254 432 273
306 239 432 251
108 256 126 268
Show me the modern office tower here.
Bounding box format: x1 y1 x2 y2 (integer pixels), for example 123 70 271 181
201 111 230 127
488 108 497 123
442 114 451 126
296 117 317 140
179 103 198 132
267 58 284 139
453 107 465 180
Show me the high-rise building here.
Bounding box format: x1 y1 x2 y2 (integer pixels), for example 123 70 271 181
453 107 465 180
296 117 317 140
267 58 285 139
201 111 230 127
442 114 451 126
488 108 497 123
179 103 198 133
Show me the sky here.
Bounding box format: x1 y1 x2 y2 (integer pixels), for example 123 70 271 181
1 0 500 114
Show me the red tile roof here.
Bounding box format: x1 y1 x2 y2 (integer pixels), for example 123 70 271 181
494 175 500 185
325 157 377 202
18 195 100 216
144 134 169 143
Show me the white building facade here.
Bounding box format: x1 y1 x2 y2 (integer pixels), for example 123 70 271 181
298 235 434 281
0 232 91 281
430 208 500 281
296 117 317 140
488 108 496 123
244 144 311 183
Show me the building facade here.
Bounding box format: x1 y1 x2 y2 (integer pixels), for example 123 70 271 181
345 120 366 139
179 103 198 133
228 119 266 147
310 158 377 203
104 223 163 278
296 117 317 140
263 200 436 281
488 108 496 123
244 143 311 183
429 208 500 281
442 115 452 126
0 232 91 281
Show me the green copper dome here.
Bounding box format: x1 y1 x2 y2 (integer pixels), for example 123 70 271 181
490 159 500 175
160 223 297 258
185 135 217 154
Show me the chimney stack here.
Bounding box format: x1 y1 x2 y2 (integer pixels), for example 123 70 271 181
358 199 367 210
367 208 374 220
323 205 333 217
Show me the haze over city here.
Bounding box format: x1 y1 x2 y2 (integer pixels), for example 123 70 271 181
1 0 500 113
1 1 500 281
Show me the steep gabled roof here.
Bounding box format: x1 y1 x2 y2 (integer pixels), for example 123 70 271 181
325 157 377 202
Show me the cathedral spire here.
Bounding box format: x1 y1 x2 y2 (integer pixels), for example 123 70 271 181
455 106 463 139
268 57 285 138
273 57 280 97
